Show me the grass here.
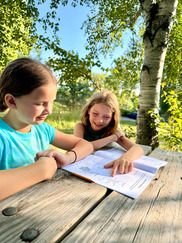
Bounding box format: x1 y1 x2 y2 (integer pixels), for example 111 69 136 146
0 103 167 149
45 106 82 134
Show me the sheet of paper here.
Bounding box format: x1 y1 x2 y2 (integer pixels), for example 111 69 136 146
63 148 167 199
95 148 167 174
63 154 154 199
133 155 168 174
94 148 125 160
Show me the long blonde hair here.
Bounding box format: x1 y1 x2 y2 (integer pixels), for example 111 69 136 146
81 90 120 137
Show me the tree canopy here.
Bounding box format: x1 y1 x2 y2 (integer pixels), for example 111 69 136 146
0 0 39 72
1 0 181 149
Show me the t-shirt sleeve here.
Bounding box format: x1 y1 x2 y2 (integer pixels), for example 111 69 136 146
42 122 55 144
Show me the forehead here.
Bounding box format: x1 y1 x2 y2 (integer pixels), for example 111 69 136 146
91 103 112 114
26 83 57 100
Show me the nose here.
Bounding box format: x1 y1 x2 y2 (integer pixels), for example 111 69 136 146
44 103 53 115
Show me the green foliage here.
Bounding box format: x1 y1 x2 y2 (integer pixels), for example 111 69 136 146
0 0 38 72
159 87 182 152
38 0 144 85
91 73 108 90
45 44 102 87
56 80 95 107
81 0 141 58
122 126 136 140
45 102 82 133
111 35 144 90
118 91 138 112
1 0 181 150
104 72 139 112
160 2 182 115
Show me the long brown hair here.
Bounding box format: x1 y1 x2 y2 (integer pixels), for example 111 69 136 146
81 90 120 137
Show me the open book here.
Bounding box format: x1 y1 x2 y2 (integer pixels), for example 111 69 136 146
63 148 167 199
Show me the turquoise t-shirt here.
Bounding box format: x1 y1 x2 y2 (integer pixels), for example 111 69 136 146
0 118 55 170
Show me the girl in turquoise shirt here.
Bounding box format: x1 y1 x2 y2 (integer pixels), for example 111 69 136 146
0 57 93 200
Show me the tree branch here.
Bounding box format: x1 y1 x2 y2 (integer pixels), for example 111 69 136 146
129 6 143 27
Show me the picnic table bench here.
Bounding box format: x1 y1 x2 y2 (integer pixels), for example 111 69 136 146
0 144 181 243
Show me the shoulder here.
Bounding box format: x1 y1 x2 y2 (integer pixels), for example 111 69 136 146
33 122 55 142
74 122 85 137
74 122 85 130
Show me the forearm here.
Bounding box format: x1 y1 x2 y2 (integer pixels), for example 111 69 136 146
122 144 144 161
67 139 93 163
0 158 57 200
91 134 117 150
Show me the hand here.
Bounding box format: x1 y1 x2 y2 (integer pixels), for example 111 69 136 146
113 129 125 142
104 155 133 177
35 149 70 168
36 157 58 180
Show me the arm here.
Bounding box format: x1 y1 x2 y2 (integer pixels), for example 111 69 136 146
0 157 57 200
74 123 125 150
91 135 120 150
36 128 93 167
104 137 144 177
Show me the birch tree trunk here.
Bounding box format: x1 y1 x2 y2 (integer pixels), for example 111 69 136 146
136 0 178 149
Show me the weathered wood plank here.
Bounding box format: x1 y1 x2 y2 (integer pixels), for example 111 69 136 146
0 170 107 243
133 148 182 243
62 148 182 243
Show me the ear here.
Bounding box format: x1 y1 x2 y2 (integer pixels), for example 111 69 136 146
4 94 17 109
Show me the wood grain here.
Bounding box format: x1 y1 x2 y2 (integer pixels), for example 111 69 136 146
0 170 106 243
62 148 182 243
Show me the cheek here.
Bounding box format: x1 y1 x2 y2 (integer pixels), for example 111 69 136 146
28 106 42 116
105 118 112 125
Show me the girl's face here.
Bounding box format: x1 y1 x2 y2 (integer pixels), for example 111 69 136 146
13 83 57 128
88 103 113 132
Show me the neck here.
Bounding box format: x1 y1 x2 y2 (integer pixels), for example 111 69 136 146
2 113 31 133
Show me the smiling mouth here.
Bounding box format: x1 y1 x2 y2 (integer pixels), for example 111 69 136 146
37 116 46 121
94 123 103 127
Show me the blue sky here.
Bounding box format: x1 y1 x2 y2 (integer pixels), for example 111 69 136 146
32 2 130 73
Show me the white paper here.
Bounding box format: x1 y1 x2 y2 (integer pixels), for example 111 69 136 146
63 148 167 199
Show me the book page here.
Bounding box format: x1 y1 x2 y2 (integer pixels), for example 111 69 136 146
63 148 167 199
94 148 125 160
133 155 168 174
95 148 167 174
63 154 153 199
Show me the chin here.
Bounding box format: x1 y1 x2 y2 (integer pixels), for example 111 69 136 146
93 126 103 131
33 120 44 125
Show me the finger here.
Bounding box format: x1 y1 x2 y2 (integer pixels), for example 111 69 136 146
128 162 133 172
104 161 114 168
118 162 125 174
111 165 118 177
124 162 129 173
36 151 45 158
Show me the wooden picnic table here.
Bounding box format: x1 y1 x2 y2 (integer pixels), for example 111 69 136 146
0 145 181 243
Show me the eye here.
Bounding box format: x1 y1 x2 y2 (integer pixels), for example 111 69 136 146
35 103 43 106
104 116 111 120
92 112 98 116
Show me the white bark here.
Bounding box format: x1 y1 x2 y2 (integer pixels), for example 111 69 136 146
136 0 178 148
